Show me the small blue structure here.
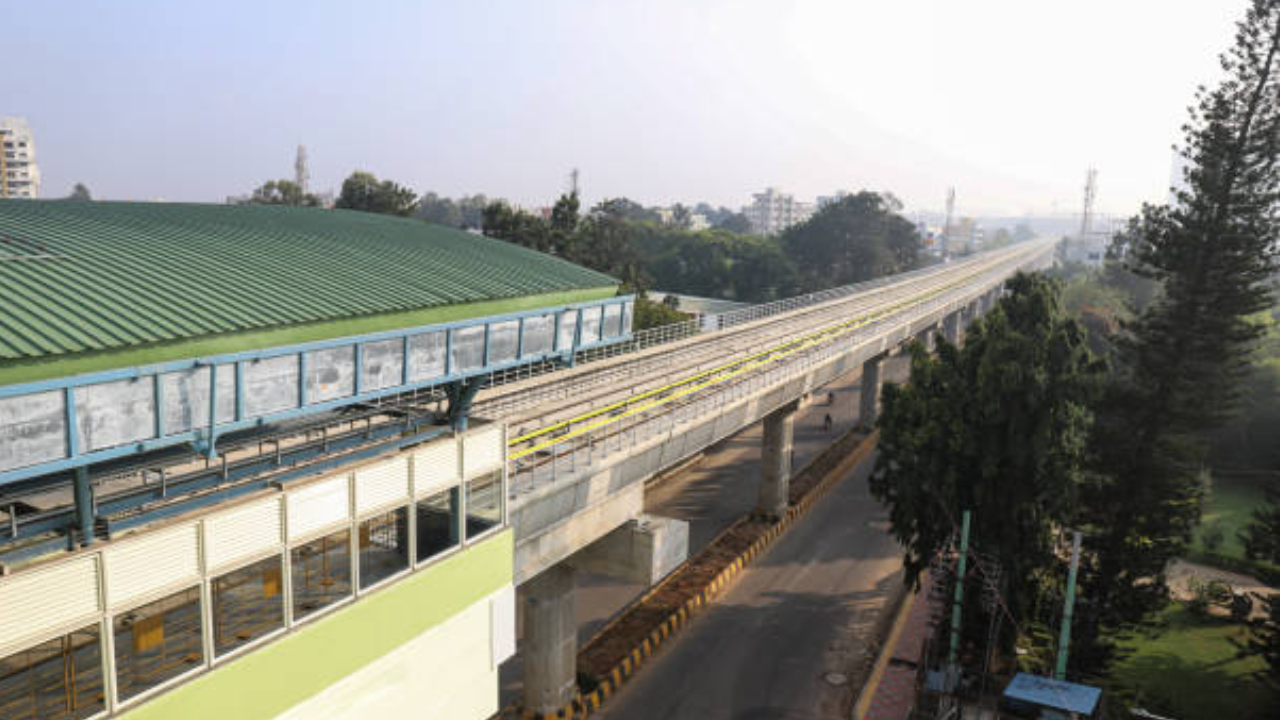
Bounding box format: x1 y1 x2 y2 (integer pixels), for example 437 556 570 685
1002 673 1103 719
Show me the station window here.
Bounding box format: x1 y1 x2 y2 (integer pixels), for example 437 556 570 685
113 586 203 702
290 528 352 621
465 471 503 538
416 487 460 562
358 507 409 589
211 556 284 657
0 624 105 719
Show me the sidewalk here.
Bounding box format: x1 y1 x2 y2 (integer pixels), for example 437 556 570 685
863 570 942 720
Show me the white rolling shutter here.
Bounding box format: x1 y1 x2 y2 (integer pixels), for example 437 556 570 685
203 497 283 572
462 425 503 478
104 523 200 610
414 436 459 497
0 554 101 654
286 474 351 541
355 455 410 515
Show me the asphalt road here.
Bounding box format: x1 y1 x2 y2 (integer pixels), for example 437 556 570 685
501 357 911 713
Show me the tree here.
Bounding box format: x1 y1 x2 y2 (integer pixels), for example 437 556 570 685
549 191 580 255
1079 0 1280 667
335 171 417 216
871 273 1100 624
568 200 647 289
481 200 551 252
67 183 92 201
415 191 462 227
246 179 320 207
780 191 921 291
715 212 753 235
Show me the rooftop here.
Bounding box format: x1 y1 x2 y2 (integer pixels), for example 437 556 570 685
0 200 616 383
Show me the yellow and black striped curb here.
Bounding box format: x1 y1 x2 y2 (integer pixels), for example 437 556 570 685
513 430 880 719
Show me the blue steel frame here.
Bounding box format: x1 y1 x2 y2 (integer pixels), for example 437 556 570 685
0 295 634 487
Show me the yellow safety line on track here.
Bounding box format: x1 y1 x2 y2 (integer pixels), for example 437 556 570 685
507 252 1029 461
512 263 977 446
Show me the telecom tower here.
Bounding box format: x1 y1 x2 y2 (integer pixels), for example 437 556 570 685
1080 168 1097 235
295 145 310 194
569 168 579 196
942 187 956 248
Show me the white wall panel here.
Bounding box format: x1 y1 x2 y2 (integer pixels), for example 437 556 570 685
287 475 351 541
204 497 283 572
355 456 410 515
0 554 101 654
104 523 200 610
462 425 503 477
490 584 516 667
413 437 458 497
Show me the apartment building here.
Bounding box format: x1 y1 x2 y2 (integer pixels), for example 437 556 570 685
1 116 40 198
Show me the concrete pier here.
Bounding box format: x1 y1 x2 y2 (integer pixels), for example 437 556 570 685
757 400 799 520
522 564 578 714
858 354 884 430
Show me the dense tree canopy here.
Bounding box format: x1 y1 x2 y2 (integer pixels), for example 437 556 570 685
871 273 1101 623
67 183 92 201
245 179 321 207
335 171 417 216
781 192 921 289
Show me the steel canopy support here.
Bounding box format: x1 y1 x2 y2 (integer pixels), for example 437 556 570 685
445 377 485 432
73 466 94 547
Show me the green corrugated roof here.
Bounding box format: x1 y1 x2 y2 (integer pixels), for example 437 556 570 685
0 200 616 366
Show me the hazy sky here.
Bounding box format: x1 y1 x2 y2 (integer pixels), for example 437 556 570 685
5 0 1245 217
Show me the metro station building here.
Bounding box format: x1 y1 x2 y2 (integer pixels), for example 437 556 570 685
0 200 630 720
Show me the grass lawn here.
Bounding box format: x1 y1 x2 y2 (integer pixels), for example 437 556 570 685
1109 604 1277 720
1194 477 1267 560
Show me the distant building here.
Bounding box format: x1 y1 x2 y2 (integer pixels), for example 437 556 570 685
0 116 40 198
816 191 852 209
689 212 710 231
1061 232 1110 267
743 187 813 236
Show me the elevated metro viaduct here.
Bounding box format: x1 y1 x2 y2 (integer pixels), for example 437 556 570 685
0 198 1054 720
0 200 630 720
481 239 1055 714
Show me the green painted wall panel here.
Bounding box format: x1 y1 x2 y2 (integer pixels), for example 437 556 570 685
119 529 512 720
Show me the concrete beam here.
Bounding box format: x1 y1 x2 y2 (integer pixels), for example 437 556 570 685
758 400 799 520
522 564 578 714
569 514 689 585
858 354 884 430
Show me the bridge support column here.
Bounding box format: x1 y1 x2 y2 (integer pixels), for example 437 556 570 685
523 564 578 715
943 311 961 346
915 325 936 352
858 354 884 430
758 400 799 520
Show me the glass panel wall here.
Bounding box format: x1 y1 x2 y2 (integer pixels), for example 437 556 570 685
0 624 104 720
580 307 603 345
358 507 409 589
415 487 460 563
449 326 485 373
211 556 284 657
556 310 579 351
465 471 503 538
487 321 519 365
113 586 203 702
290 529 352 621
603 304 622 337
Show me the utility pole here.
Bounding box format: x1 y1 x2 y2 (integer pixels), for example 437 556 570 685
1054 530 1083 680
947 510 971 689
